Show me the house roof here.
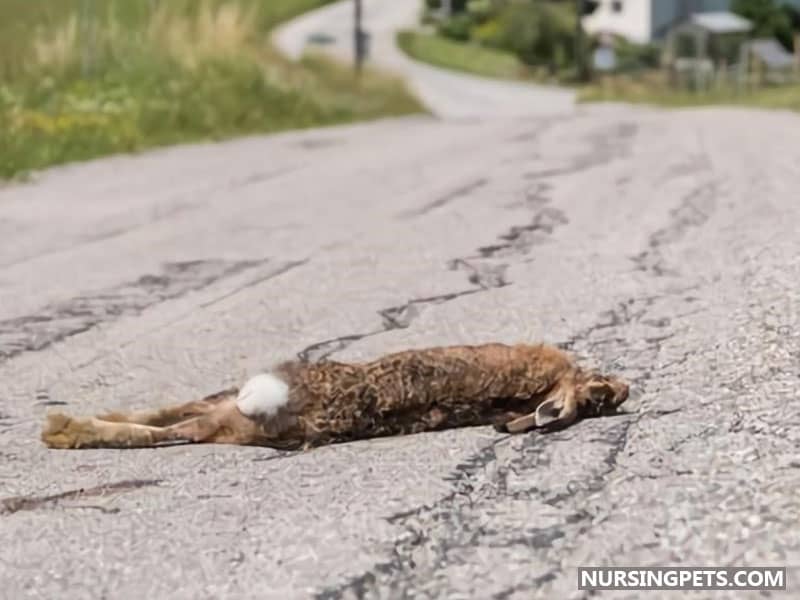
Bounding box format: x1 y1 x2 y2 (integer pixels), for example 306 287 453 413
690 12 753 34
746 38 796 68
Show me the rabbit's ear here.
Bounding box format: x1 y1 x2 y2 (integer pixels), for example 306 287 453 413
535 387 578 429
534 397 564 427
503 386 578 434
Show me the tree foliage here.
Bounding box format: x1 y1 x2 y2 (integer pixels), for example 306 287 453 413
433 0 578 72
732 0 798 50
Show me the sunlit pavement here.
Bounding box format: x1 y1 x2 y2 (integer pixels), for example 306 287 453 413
1 3 798 597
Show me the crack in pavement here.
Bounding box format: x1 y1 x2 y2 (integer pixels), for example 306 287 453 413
476 206 569 259
523 122 638 181
0 259 270 365
61 260 309 376
296 198 567 364
397 178 489 219
1 479 162 516
378 288 485 330
447 259 509 289
297 331 386 364
312 408 640 599
314 435 515 600
631 181 718 276
503 181 552 210
313 411 637 599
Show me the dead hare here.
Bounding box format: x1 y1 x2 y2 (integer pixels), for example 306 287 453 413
41 343 629 451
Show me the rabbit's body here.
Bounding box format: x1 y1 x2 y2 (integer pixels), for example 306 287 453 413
269 343 572 447
41 343 629 450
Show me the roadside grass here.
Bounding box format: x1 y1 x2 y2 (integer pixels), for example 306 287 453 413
0 0 423 179
397 30 534 81
578 71 800 111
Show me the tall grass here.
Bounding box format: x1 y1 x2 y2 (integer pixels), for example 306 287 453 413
0 0 422 179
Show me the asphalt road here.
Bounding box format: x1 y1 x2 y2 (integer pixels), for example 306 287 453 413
2 103 799 598
1 1 799 597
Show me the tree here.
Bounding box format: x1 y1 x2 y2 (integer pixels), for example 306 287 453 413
732 0 797 50
495 2 575 73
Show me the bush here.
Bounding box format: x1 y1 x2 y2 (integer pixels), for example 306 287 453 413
438 12 475 41
426 1 578 76
732 0 796 50
425 0 470 12
472 17 503 46
494 2 574 71
613 40 661 72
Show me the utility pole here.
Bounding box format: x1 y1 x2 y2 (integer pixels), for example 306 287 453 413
575 0 588 83
442 0 452 19
354 0 364 75
575 1 600 83
795 32 800 81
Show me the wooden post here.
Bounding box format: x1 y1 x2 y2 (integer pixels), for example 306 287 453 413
442 0 452 19
354 0 364 75
794 32 800 82
575 0 589 82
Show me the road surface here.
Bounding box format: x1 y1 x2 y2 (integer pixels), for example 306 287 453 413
272 0 576 119
1 102 799 598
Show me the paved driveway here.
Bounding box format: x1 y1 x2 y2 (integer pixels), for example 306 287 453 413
272 0 576 119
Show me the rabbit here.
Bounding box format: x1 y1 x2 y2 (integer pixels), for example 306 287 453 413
41 342 629 450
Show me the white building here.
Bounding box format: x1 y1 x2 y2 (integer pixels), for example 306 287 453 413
582 0 800 44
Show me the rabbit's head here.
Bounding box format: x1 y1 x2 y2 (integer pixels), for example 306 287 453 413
576 371 629 417
519 370 630 433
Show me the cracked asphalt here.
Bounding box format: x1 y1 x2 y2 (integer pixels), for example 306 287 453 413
1 104 799 599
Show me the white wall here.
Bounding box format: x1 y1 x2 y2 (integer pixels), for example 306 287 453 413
582 0 653 44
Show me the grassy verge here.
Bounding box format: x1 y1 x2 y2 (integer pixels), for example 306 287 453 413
0 0 422 179
579 72 800 111
397 30 533 81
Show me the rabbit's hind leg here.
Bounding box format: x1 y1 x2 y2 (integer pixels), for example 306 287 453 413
96 387 239 427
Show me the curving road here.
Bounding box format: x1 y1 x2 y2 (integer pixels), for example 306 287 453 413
0 3 798 599
272 0 576 119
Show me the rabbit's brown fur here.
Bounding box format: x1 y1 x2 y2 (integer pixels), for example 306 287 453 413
41 343 629 450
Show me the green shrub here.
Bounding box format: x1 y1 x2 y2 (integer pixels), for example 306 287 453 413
472 17 502 46
425 0 470 12
613 40 661 72
438 12 475 41
494 2 574 71
732 0 796 50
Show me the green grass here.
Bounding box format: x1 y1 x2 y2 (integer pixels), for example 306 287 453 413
578 72 800 111
397 30 532 81
0 0 423 179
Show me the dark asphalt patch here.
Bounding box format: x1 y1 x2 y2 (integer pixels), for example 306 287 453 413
0 259 268 364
